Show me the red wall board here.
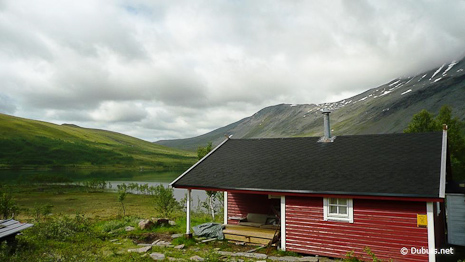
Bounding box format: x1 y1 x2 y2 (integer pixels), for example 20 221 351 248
286 196 429 262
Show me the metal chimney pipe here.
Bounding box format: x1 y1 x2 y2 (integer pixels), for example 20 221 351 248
322 109 331 140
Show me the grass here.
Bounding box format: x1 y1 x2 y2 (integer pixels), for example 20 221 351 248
7 184 465 262
1 184 270 261
14 185 157 219
0 113 197 170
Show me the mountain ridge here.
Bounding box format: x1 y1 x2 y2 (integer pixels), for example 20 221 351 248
156 58 465 151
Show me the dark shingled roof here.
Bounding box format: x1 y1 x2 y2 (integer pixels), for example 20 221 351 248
172 132 444 198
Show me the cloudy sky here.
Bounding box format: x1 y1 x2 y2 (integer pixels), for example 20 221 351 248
1 0 465 141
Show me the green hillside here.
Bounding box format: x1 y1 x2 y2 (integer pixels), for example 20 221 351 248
0 113 196 170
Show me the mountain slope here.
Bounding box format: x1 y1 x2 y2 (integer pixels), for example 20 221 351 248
157 58 465 151
0 114 196 169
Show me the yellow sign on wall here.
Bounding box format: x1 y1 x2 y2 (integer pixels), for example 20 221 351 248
417 214 428 227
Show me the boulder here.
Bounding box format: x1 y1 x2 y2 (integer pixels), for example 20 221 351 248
128 246 152 253
151 240 160 245
267 256 303 262
139 219 155 230
125 226 135 232
299 257 319 262
150 252 166 261
156 240 171 247
174 244 185 249
153 218 170 226
190 255 205 261
171 233 183 239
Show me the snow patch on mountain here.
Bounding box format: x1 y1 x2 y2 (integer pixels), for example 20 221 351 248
443 61 458 76
430 64 445 80
401 89 412 95
419 74 427 82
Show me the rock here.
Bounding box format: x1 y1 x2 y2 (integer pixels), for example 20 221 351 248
235 252 267 259
139 219 155 230
317 258 335 262
217 251 234 256
216 251 267 260
153 218 170 226
174 244 185 249
190 255 205 261
169 220 176 226
171 233 183 239
299 257 318 262
150 252 166 261
151 240 160 245
128 246 152 253
125 226 135 232
138 244 153 247
109 239 118 242
268 256 301 261
156 240 171 247
201 238 216 243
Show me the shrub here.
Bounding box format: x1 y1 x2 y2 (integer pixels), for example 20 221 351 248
98 216 139 233
30 203 53 221
0 192 19 219
150 184 180 218
30 213 91 241
117 184 127 216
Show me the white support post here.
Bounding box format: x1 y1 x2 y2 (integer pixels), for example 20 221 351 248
427 202 436 262
280 196 286 251
224 191 228 225
186 189 192 235
439 125 448 198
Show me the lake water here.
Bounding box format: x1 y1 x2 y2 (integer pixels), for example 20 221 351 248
0 169 207 204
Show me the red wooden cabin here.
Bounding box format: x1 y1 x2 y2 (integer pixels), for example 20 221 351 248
171 113 448 262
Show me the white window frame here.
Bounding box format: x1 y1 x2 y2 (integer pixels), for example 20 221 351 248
323 198 354 223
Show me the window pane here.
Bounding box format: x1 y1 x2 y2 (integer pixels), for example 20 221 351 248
338 199 347 205
329 198 337 205
339 206 347 215
330 206 337 213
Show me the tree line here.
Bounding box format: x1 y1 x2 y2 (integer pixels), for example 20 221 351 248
404 105 465 180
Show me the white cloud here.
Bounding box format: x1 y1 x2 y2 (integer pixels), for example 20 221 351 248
1 0 465 141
